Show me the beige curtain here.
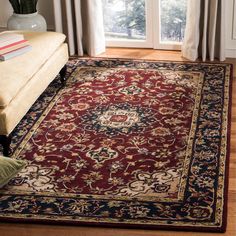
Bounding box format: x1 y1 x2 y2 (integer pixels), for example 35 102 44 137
182 0 225 61
53 0 105 56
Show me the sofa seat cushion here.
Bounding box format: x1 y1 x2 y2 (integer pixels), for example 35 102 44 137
0 31 66 108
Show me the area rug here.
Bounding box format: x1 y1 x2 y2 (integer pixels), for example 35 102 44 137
0 58 232 232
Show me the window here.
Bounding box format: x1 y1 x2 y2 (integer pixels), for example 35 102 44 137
157 0 187 49
102 0 187 50
102 0 153 47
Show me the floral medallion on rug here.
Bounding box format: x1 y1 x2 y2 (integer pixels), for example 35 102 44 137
0 59 232 232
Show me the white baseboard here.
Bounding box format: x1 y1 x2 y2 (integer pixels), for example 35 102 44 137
225 49 236 58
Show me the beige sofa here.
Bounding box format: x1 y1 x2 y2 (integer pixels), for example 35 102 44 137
0 31 69 156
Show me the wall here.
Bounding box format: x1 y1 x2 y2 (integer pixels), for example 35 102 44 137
0 0 236 58
226 0 236 58
0 0 54 30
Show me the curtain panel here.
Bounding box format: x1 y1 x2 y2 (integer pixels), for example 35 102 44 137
182 0 226 61
53 0 105 56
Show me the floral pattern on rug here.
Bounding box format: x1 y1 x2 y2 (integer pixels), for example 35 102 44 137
81 103 158 135
0 59 232 232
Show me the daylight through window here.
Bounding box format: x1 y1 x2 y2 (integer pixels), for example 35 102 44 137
102 0 187 49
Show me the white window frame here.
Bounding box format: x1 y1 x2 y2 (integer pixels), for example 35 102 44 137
153 0 182 50
104 0 184 50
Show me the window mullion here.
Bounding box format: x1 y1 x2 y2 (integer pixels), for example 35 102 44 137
152 0 159 49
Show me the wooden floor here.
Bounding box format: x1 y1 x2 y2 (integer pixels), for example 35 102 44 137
0 48 236 236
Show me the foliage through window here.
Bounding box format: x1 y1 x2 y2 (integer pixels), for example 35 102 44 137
160 0 187 43
102 0 146 41
102 0 187 48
